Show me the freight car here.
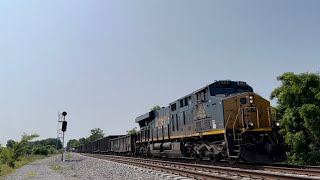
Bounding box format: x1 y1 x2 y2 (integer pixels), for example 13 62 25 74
110 134 136 155
77 135 122 154
76 80 286 164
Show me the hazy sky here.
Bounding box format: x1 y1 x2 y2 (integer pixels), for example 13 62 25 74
0 1 319 145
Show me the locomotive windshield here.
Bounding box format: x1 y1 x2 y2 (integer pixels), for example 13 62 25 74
209 81 253 96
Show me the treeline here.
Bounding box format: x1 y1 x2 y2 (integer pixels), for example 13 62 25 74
272 72 320 165
67 128 104 150
3 137 62 157
0 134 61 176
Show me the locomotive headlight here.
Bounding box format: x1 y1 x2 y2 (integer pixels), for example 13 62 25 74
249 95 254 104
248 121 254 128
275 122 280 127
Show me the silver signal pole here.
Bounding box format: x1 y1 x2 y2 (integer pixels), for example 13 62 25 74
62 116 65 162
61 112 67 162
56 111 67 162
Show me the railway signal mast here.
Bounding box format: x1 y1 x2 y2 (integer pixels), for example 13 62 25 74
56 111 68 162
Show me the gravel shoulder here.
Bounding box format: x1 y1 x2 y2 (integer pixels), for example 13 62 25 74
4 153 191 180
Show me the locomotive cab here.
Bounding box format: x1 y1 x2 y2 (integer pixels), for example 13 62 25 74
220 82 286 163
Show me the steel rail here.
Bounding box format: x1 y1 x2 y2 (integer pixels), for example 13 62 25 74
83 154 320 180
86 154 239 180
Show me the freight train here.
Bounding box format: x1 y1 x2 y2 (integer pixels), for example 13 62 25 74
76 80 286 164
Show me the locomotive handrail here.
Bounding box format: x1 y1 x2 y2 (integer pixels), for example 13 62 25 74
232 108 242 142
267 107 271 127
225 112 232 129
232 106 261 141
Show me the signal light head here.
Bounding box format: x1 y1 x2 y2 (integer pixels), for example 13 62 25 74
62 121 67 132
62 111 67 117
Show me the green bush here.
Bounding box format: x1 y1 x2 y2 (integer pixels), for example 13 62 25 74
47 145 56 154
0 148 15 167
32 146 49 156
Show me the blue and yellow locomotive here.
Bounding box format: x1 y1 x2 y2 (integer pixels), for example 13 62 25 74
135 80 286 163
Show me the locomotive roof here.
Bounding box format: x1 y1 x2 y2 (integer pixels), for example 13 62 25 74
195 80 253 93
135 80 253 123
135 110 155 123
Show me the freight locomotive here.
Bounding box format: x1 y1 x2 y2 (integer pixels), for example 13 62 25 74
76 80 286 164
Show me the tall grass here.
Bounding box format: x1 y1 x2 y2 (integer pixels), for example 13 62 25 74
0 154 50 177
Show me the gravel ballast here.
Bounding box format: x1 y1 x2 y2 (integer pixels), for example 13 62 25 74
5 153 192 180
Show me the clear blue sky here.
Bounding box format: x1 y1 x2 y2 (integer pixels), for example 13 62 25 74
0 1 319 145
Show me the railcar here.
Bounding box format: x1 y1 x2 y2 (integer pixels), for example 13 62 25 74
99 135 123 154
135 80 286 163
92 140 99 153
76 135 122 154
110 134 136 156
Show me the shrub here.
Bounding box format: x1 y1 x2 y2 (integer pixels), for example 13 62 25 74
0 148 15 168
32 146 49 156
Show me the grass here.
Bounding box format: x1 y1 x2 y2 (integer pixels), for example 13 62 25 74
0 164 15 178
25 171 37 179
50 165 64 171
66 153 72 160
0 155 51 177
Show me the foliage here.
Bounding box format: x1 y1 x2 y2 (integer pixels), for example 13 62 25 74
0 148 14 168
30 138 62 150
0 134 38 174
126 127 138 135
271 72 320 165
67 128 105 149
151 105 161 111
66 152 72 160
32 146 51 156
26 171 37 178
66 139 80 150
78 138 87 145
0 134 58 177
6 140 15 149
1 154 49 177
13 134 40 161
86 128 105 142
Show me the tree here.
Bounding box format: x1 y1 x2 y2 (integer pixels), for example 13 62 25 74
271 72 320 165
78 137 87 145
12 134 39 161
67 139 80 149
2 133 40 167
30 138 62 149
126 127 138 135
6 140 15 149
151 105 161 111
87 128 105 142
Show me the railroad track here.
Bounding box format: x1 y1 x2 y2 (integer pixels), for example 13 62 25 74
82 154 320 180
